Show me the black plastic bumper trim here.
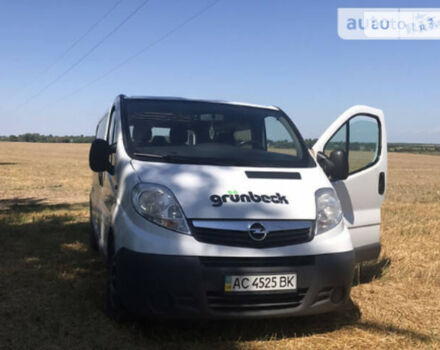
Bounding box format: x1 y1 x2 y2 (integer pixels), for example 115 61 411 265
355 243 381 263
114 249 355 319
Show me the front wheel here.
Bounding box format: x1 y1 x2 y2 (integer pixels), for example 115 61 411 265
105 236 133 322
89 203 98 251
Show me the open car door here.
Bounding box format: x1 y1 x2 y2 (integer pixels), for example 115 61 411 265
313 105 387 262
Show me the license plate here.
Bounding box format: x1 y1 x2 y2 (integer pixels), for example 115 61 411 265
224 274 297 292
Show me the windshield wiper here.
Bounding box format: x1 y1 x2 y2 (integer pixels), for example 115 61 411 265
134 152 218 164
133 152 265 166
133 152 199 163
133 152 167 159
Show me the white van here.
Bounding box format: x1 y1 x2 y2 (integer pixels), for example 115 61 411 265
89 95 387 320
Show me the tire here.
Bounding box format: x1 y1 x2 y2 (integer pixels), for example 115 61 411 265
89 203 99 251
105 234 133 322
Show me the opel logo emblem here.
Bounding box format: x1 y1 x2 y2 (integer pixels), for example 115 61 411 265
248 223 267 241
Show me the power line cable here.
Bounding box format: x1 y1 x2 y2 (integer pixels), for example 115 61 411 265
55 0 221 103
11 0 123 99
16 0 150 110
38 1 124 79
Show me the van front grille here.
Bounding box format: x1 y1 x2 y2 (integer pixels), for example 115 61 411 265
189 220 314 248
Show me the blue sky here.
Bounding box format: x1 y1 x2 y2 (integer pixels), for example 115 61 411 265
0 0 439 142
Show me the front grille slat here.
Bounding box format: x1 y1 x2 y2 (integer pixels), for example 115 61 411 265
190 220 314 248
200 256 315 268
209 301 301 310
206 289 308 312
268 229 310 237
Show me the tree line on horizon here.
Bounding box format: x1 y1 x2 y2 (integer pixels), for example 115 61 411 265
0 133 439 154
1 133 319 146
0 133 315 145
0 133 94 143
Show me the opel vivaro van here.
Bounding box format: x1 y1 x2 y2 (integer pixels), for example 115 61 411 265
89 95 387 320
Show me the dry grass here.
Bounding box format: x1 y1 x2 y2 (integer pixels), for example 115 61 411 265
0 142 90 203
0 142 439 349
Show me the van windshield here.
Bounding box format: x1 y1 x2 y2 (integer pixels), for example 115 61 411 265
122 99 314 168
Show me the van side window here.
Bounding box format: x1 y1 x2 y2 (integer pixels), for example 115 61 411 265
106 110 119 170
108 109 119 146
324 115 380 175
108 111 115 144
111 116 120 145
96 117 107 139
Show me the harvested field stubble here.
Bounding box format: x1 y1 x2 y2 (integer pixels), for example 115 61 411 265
0 142 439 349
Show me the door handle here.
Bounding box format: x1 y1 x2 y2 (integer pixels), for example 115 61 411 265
378 172 385 195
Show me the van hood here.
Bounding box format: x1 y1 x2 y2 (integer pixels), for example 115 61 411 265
131 160 327 220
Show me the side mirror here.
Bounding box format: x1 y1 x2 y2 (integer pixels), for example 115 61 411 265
89 139 111 172
329 149 348 180
317 149 348 181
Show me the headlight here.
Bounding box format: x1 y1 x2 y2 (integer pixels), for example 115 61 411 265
132 183 190 234
315 188 343 234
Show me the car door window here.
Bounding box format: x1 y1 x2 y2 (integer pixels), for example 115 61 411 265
110 116 120 146
107 110 116 145
96 117 107 139
324 114 380 175
106 109 119 170
95 115 108 186
349 116 380 173
324 124 347 158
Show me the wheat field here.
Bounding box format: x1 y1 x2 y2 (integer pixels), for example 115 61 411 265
0 142 439 349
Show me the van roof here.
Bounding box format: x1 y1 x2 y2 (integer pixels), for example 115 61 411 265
123 96 280 111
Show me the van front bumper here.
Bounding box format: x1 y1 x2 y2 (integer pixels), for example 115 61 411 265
114 248 355 319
